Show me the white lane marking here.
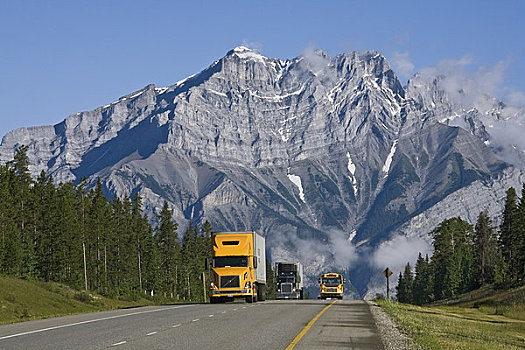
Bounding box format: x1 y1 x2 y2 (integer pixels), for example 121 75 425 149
146 331 157 336
192 319 199 322
172 324 181 328
0 305 194 341
111 341 127 346
242 306 247 309
233 308 238 311
221 311 226 314
208 315 214 317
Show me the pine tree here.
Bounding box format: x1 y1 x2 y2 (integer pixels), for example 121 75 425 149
109 196 126 294
413 253 433 305
396 263 414 303
517 184 525 286
499 187 519 286
156 202 180 298
75 178 90 291
265 260 276 300
131 193 159 295
0 163 21 275
86 179 113 293
181 223 200 301
117 195 135 294
57 182 83 288
431 217 474 299
473 210 499 286
9 145 35 276
32 171 61 281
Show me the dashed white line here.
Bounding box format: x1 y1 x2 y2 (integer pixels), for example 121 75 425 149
146 331 157 336
233 308 238 311
242 306 247 309
172 324 181 328
111 341 127 346
0 305 195 341
221 311 226 314
209 314 214 317
192 319 199 322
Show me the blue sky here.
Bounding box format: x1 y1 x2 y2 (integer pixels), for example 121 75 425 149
1 0 524 139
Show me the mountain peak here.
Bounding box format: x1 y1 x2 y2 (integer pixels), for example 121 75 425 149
226 46 265 61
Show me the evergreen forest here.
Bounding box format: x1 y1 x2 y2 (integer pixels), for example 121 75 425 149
396 186 525 304
0 146 223 301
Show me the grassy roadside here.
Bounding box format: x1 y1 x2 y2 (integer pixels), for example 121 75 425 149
0 275 159 325
376 287 525 349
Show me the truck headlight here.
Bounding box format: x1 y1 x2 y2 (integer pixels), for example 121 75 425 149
244 281 251 289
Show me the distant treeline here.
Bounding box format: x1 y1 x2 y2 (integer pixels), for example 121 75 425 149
396 185 525 305
0 146 217 301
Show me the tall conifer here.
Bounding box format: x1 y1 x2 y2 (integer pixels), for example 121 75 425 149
156 202 180 298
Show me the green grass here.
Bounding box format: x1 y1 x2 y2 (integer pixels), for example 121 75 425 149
0 275 157 325
376 289 525 350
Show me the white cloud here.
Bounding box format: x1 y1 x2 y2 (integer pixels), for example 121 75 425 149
300 46 330 75
391 51 415 81
240 40 263 53
416 56 525 166
370 234 433 274
418 55 509 111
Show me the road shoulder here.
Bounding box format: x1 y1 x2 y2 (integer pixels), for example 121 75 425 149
293 300 384 349
366 301 420 350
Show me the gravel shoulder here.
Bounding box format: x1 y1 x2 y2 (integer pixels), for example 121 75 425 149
366 300 421 350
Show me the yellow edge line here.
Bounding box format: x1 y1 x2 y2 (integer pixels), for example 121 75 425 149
284 300 338 350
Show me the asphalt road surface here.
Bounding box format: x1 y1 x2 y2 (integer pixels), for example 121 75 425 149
0 300 383 349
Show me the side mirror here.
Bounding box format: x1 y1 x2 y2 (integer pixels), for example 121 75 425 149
253 257 258 268
318 278 321 284
205 258 210 269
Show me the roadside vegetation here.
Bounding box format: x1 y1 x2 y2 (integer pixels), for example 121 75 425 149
380 183 525 349
396 185 525 306
0 146 214 305
0 274 157 325
376 286 525 349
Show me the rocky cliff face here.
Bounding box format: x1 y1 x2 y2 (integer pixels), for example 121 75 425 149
1 47 523 297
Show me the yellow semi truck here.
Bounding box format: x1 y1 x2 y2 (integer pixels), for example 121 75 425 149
319 272 344 299
209 231 266 303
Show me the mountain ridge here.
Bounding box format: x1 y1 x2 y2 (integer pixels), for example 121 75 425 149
1 47 522 297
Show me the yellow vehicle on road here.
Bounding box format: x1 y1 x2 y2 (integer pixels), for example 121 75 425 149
209 231 266 303
319 272 344 299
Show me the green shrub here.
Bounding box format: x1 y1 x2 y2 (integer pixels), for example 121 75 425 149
74 292 91 303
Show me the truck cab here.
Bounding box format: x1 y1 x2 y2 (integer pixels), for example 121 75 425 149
275 262 303 300
209 231 266 303
319 272 344 299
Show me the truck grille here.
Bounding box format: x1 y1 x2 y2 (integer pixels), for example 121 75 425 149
281 283 293 293
326 288 338 293
220 275 240 288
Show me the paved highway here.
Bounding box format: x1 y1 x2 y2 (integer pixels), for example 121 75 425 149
0 300 383 349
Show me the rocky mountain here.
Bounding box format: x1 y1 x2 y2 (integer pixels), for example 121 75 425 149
1 47 523 297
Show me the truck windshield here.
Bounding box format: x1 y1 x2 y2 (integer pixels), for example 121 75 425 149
279 276 295 283
214 256 248 268
322 277 342 286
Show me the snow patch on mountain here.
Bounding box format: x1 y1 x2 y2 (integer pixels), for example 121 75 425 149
346 152 358 196
382 139 398 177
287 169 305 202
